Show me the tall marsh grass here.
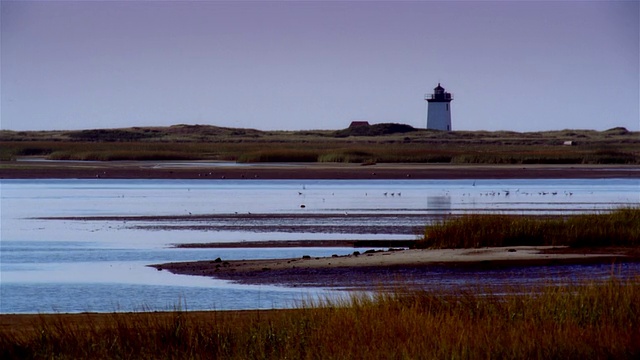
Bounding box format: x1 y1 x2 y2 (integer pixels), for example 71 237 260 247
418 207 640 249
3 132 639 164
47 150 199 161
1 279 638 359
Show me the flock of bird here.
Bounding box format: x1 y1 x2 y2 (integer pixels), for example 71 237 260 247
475 189 574 197
383 192 401 197
295 188 574 199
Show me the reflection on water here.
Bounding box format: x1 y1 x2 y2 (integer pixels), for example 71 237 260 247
427 195 451 211
1 178 638 313
1 283 321 314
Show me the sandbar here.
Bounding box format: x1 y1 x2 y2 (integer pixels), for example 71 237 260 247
151 246 640 289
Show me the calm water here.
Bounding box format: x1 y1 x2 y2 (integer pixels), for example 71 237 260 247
1 178 639 313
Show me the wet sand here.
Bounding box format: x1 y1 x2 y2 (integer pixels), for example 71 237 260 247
2 160 640 179
37 212 436 237
151 246 640 289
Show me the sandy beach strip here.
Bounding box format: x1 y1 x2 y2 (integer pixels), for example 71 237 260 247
151 246 639 288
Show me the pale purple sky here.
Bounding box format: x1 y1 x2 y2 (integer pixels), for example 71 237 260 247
1 0 638 131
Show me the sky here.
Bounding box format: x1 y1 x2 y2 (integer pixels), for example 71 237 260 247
1 0 638 132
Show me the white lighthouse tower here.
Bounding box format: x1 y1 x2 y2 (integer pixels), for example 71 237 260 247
425 83 453 131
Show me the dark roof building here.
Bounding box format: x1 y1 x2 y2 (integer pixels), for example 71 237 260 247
349 121 370 127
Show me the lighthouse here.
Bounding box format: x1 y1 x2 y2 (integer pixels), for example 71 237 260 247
425 83 453 131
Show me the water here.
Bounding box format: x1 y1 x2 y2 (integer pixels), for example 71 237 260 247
1 178 638 313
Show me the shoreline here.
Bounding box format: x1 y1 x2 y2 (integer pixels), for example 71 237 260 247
3 161 638 317
172 239 417 249
151 246 640 289
2 161 640 180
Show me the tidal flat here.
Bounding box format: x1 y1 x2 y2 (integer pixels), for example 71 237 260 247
2 176 639 313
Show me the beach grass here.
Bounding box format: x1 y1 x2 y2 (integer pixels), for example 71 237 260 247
46 150 200 161
417 207 640 249
1 278 638 359
1 125 638 164
2 140 637 165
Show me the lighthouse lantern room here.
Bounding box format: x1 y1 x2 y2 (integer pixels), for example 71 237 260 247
425 83 453 131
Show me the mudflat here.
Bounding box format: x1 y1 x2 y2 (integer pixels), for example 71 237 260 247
151 246 640 289
2 160 640 179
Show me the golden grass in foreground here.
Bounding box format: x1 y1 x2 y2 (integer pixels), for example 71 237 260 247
418 207 640 249
1 279 638 359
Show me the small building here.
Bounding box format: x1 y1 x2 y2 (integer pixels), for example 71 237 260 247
425 83 453 131
349 121 370 128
